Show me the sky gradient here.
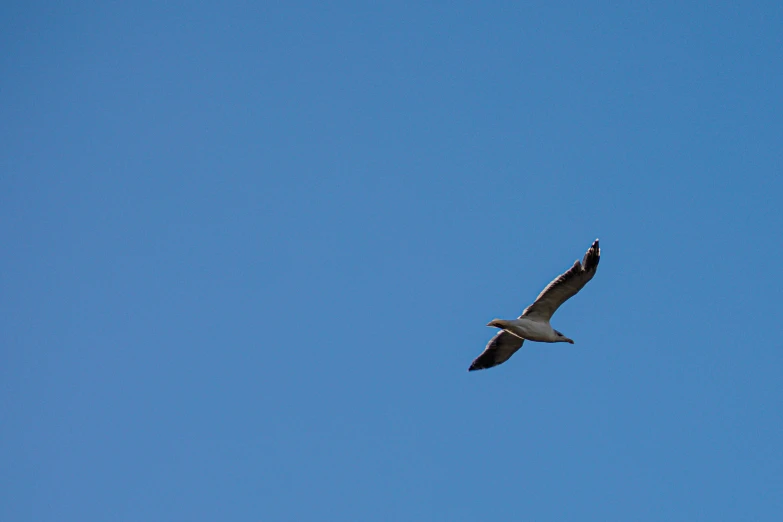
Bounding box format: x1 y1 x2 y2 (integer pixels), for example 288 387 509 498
3 2 783 520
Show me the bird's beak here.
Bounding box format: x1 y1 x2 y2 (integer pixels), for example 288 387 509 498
566 338 575 344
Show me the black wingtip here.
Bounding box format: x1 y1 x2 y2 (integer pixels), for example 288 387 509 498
468 360 488 372
582 238 600 271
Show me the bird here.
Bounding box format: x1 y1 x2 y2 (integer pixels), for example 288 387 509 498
468 239 600 372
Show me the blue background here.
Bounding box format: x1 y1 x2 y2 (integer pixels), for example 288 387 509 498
3 2 782 520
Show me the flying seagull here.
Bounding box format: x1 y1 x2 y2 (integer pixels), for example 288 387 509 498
468 239 600 372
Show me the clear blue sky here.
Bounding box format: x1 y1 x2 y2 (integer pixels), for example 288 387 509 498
2 2 782 520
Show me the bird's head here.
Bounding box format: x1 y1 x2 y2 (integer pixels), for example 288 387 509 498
554 329 575 344
486 319 506 329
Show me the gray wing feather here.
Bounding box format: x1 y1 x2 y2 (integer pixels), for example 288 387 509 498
521 239 600 321
468 331 524 371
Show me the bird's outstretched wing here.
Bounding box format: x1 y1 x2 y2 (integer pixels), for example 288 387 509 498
468 331 524 371
521 239 600 322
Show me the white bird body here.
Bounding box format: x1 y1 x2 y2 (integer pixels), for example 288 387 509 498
468 239 600 371
490 318 563 343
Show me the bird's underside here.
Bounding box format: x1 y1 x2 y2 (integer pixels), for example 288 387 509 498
468 239 600 372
